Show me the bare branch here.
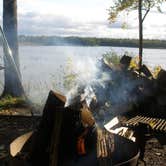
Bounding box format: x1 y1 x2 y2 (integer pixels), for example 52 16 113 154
142 8 150 23
142 0 151 23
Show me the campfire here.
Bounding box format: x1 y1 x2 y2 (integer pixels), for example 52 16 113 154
9 91 140 166
9 55 166 166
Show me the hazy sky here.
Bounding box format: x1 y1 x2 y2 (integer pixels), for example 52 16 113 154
0 0 166 39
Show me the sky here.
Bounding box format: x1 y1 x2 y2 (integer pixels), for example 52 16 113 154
0 0 166 39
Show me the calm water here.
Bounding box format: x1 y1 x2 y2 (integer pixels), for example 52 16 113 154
1 46 166 103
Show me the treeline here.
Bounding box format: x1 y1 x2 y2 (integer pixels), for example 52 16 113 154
18 35 166 49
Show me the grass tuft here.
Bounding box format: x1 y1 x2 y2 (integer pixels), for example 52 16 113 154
0 95 26 111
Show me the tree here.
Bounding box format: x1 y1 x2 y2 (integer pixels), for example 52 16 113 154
3 0 24 97
108 0 165 69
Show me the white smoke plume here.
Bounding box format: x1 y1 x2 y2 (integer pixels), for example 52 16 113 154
64 54 145 127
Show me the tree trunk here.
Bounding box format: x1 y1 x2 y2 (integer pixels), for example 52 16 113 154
138 0 143 70
3 0 24 96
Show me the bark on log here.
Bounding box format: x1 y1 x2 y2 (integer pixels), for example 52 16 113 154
49 111 63 166
27 91 66 165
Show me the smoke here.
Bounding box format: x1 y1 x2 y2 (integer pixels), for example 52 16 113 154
81 86 96 107
64 57 98 107
73 57 99 84
64 57 112 107
64 54 145 127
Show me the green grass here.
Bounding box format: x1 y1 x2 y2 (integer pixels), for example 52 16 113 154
0 95 26 110
102 51 121 65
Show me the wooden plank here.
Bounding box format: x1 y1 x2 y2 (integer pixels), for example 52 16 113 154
145 117 151 124
133 116 145 126
125 116 139 125
151 119 159 129
140 116 148 124
152 119 162 129
148 118 154 124
158 120 166 131
125 115 166 132
156 120 165 130
149 118 156 127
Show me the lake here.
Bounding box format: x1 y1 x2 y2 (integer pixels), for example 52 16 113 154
1 46 166 104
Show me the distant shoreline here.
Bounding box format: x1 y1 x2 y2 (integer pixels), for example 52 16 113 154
19 43 166 50
18 36 166 49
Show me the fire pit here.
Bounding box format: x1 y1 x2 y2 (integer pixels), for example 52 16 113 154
111 135 139 166
10 132 139 166
9 91 139 166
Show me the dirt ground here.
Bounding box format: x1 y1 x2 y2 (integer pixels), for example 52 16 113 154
142 137 166 166
0 110 165 166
